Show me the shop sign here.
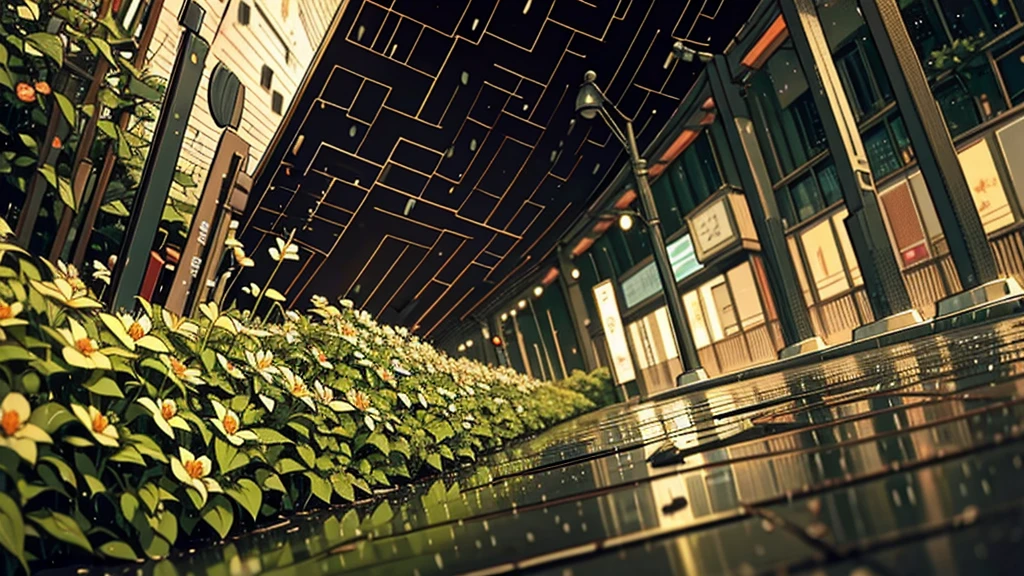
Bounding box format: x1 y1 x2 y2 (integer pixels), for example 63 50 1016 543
621 234 704 310
688 190 759 262
593 280 635 384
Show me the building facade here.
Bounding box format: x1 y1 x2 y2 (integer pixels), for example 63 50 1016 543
450 0 1024 400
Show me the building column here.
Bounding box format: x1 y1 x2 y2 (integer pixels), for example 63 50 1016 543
557 247 599 371
779 0 917 336
857 0 1020 313
706 56 823 357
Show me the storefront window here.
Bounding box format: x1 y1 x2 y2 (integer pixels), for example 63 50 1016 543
996 115 1024 212
879 180 931 267
937 0 1015 39
996 38 1024 105
683 291 712 349
833 209 863 286
626 307 680 395
727 262 766 329
748 39 828 181
817 161 843 205
791 173 825 221
800 216 851 300
787 236 815 306
959 138 1016 233
900 0 950 64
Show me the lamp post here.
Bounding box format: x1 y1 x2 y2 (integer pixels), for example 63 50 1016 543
575 71 706 386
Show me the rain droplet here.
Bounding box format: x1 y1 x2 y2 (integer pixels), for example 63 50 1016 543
550 150 558 162
390 44 399 57
523 0 532 15
357 25 366 42
471 18 480 31
592 163 601 175
460 71 470 85
353 284 361 294
349 125 358 137
470 139 478 152
523 103 530 111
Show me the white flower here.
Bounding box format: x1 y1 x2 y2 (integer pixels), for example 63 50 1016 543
210 400 257 446
91 260 111 285
137 397 189 438
217 353 244 379
114 312 169 352
268 237 299 262
161 308 200 340
58 317 111 370
245 350 278 382
162 355 205 386
170 447 221 508
339 299 354 309
0 393 52 464
310 346 333 370
71 404 118 447
280 367 316 411
312 380 334 405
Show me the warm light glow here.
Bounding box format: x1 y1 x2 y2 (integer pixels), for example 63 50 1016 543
465 339 474 348
500 313 508 322
618 213 634 231
517 300 527 310
571 268 580 279
491 336 503 347
533 286 544 297
510 309 518 317
457 344 466 352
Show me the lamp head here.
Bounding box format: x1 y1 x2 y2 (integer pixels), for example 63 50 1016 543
575 70 603 120
618 213 635 231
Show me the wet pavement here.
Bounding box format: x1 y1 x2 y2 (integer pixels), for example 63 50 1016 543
67 315 1024 575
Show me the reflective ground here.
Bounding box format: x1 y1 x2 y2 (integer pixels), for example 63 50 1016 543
72 316 1024 575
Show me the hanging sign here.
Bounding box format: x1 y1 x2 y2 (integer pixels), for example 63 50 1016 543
593 280 636 384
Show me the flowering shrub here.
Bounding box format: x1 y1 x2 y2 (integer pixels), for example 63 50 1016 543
0 234 594 573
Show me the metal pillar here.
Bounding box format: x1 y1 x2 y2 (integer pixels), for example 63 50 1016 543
624 122 706 383
108 1 209 311
556 246 599 371
706 56 824 357
779 0 915 326
857 0 1020 314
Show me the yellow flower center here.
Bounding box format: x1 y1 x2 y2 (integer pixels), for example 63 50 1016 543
169 357 188 378
76 338 97 355
318 352 328 363
92 413 109 433
1 411 20 436
257 357 272 370
127 322 145 341
184 459 205 479
225 361 236 372
0 302 13 320
160 401 176 420
223 413 239 435
292 381 308 396
68 277 86 292
351 392 371 411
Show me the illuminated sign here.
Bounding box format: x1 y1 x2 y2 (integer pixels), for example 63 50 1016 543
688 191 759 262
620 234 703 309
593 280 636 384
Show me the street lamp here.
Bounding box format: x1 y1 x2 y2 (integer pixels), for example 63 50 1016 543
574 71 706 386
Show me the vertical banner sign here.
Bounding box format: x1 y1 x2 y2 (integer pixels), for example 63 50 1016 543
593 280 635 384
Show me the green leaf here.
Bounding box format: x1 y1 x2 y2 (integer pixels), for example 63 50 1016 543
0 67 12 91
26 33 64 66
91 37 118 68
438 445 454 461
172 170 197 188
425 453 442 472
252 428 292 445
18 134 38 155
273 458 305 475
427 421 454 443
120 493 140 522
100 199 130 217
27 510 92 553
305 472 333 505
0 492 27 572
224 479 262 521
201 495 234 539
331 474 354 502
0 345 34 362
255 469 286 493
264 288 286 302
99 540 137 561
39 456 77 489
54 92 76 126
84 376 124 398
214 438 250 475
97 119 117 139
58 176 75 210
110 445 146 466
29 403 75 434
365 432 390 456
296 444 316 468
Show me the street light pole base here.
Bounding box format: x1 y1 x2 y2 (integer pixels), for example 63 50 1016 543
675 369 708 388
852 309 924 342
778 336 827 359
935 278 1024 318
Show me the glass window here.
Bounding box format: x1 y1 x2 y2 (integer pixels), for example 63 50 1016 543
800 217 851 300
727 262 767 329
938 0 1015 39
879 180 931 267
683 291 712 349
668 158 699 214
787 236 815 306
900 0 949 65
790 173 825 221
863 122 902 179
776 187 799 228
748 40 828 180
817 161 843 205
698 276 729 342
996 39 1024 105
908 171 944 241
889 115 914 164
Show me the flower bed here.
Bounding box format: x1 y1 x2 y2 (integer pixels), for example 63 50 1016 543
0 238 595 573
